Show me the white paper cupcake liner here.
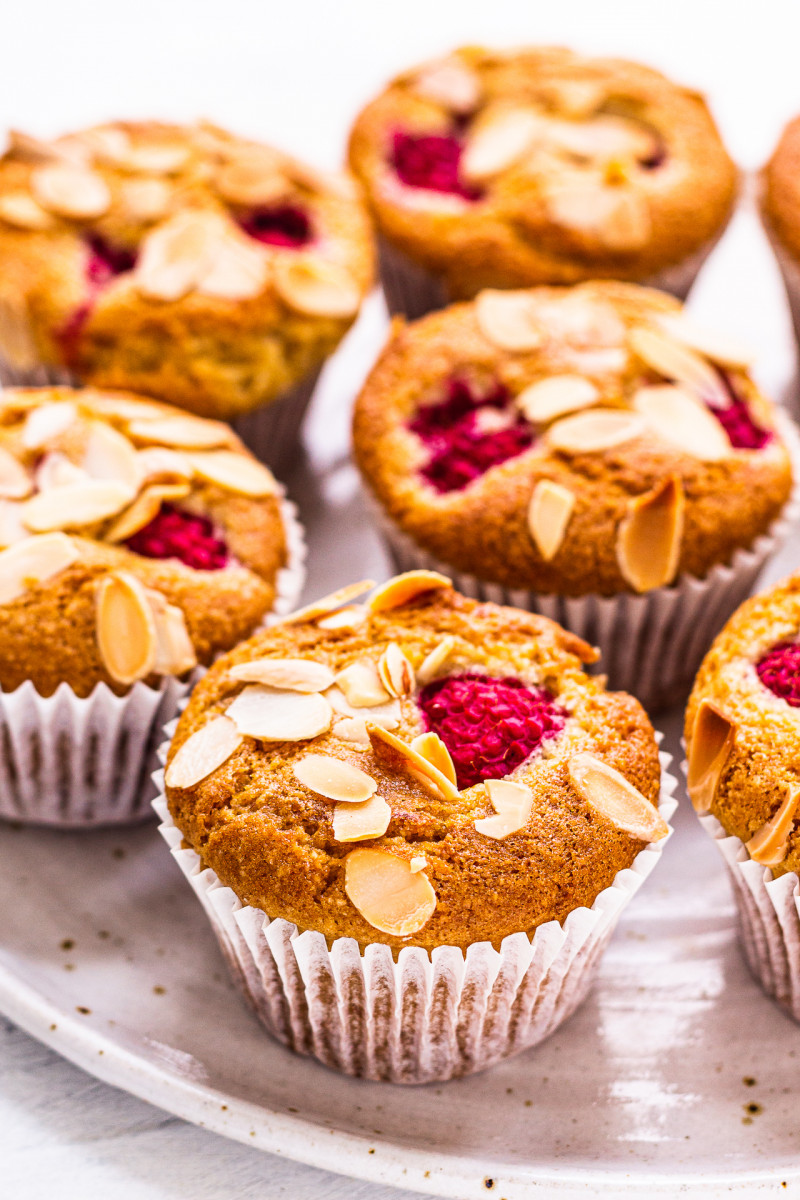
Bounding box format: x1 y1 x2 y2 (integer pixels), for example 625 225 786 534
368 412 800 712
0 495 306 828
153 738 676 1083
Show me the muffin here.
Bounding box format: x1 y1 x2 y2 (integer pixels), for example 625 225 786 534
685 571 800 1020
0 384 305 825
0 121 374 467
348 46 737 318
760 116 800 358
156 571 676 1082
352 281 798 710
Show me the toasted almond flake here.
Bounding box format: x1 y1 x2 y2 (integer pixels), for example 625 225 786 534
124 143 190 174
547 408 645 454
546 181 651 251
547 115 657 163
461 107 543 182
95 570 157 684
368 570 452 614
6 129 65 163
0 501 27 546
344 847 437 936
82 421 144 491
628 325 729 406
528 480 575 561
516 375 599 425
378 642 415 698
127 414 230 450
0 291 38 370
746 785 800 867
616 476 684 592
104 482 191 543
632 384 730 462
409 855 428 873
294 753 378 803
31 164 111 219
81 394 168 423
120 178 171 223
367 723 460 802
0 448 32 499
214 152 291 206
35 452 89 491
133 212 216 301
333 717 371 746
199 233 270 301
165 715 242 790
412 59 482 114
336 658 391 707
416 636 457 685
333 794 392 843
0 532 78 604
274 256 361 318
0 191 56 230
282 580 376 625
326 686 401 730
78 126 132 164
148 594 197 676
409 732 457 786
187 450 277 497
658 313 755 370
137 446 194 481
23 478 135 532
226 684 332 741
546 79 607 119
475 778 534 839
22 402 77 450
687 700 735 814
475 289 544 352
569 751 668 841
317 604 368 632
227 657 335 692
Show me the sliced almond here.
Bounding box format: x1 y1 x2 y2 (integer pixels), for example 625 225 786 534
475 778 533 839
367 723 460 802
0 532 78 604
165 715 242 790
616 476 684 593
82 421 144 491
95 570 157 684
23 479 135 532
35 452 90 491
105 482 190 543
516 375 598 425
411 59 482 115
120 178 171 223
544 79 607 120
326 686 401 730
226 684 332 741
409 855 428 873
657 313 755 370
127 414 231 450
378 643 415 698
124 143 190 175
333 794 392 843
475 289 544 352
416 636 457 685
368 570 452 614
336 658 391 707
134 212 216 301
409 732 457 786
686 699 735 814
274 256 361 319
6 129 66 163
0 191 56 231
214 152 291 206
548 115 657 163
227 657 335 692
461 108 543 182
0 500 28 547
546 181 651 251
628 325 729 407
0 291 37 370
22 401 77 450
187 450 277 498
294 753 377 803
568 751 668 842
31 164 111 220
547 408 645 454
344 847 437 936
199 233 269 301
137 446 194 481
0 447 32 499
528 480 575 561
148 596 197 676
75 126 131 165
317 604 368 632
81 394 168 423
282 580 376 626
333 716 372 746
746 785 800 867
632 385 730 462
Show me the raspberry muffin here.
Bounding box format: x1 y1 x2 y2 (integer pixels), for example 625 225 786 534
686 571 800 1021
760 117 800 359
0 385 305 825
348 46 736 318
0 121 374 466
353 281 798 709
156 571 675 1082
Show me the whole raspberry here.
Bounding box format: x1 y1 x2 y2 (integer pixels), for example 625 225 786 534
707 395 772 450
756 641 800 706
391 130 481 199
238 204 313 247
125 503 229 571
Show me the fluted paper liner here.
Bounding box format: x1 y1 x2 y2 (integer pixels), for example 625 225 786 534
368 412 800 712
766 234 800 382
0 495 306 827
153 740 676 1083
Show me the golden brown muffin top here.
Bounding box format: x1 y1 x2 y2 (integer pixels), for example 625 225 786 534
761 115 800 265
686 572 800 877
165 572 666 953
0 121 374 416
0 385 288 696
353 281 793 597
348 46 737 295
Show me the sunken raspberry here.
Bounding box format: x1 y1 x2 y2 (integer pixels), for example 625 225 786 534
409 376 534 492
238 204 313 247
125 503 229 571
756 641 800 707
417 673 566 789
86 234 138 285
391 130 481 200
707 393 772 451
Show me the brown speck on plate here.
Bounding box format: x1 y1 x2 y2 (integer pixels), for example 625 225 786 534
76 1005 90 1015
153 985 166 995
112 847 125 860
60 938 74 951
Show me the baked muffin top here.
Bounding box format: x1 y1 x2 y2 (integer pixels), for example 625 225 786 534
0 385 288 696
348 46 736 296
0 121 374 417
686 572 800 877
165 571 666 953
353 281 792 597
761 115 800 265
